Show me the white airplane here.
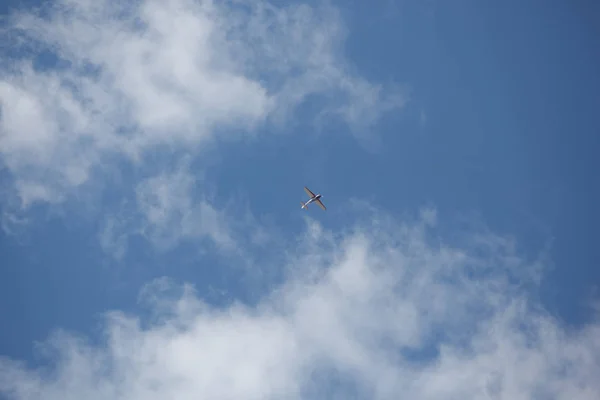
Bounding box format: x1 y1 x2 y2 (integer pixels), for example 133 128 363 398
300 186 326 210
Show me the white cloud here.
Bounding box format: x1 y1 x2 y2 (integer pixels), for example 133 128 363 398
97 161 235 257
134 163 234 251
0 0 403 209
1 211 598 400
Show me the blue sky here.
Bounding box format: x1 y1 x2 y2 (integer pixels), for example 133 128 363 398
1 0 599 398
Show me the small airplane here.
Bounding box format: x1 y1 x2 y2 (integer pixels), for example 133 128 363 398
301 186 326 210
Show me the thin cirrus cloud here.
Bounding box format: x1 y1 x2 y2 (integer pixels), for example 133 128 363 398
134 163 235 252
1 210 599 399
97 159 260 259
0 0 404 211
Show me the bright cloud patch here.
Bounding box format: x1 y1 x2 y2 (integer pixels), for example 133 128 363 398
0 0 402 209
1 213 599 400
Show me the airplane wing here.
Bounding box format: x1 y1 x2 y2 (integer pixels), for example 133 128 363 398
304 186 316 198
315 198 326 210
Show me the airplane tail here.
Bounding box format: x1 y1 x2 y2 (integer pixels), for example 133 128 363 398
300 201 307 209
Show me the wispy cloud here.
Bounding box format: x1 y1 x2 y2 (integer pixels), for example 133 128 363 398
0 0 403 210
1 210 598 399
99 161 235 256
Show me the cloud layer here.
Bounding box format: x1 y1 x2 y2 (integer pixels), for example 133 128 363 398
1 0 402 209
3 1 598 399
1 211 599 400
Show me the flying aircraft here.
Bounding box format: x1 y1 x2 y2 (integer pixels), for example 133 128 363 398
300 186 326 210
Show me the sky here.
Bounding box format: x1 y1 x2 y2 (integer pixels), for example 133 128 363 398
1 0 599 398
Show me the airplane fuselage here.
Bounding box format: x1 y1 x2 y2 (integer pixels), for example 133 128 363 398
302 193 321 208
